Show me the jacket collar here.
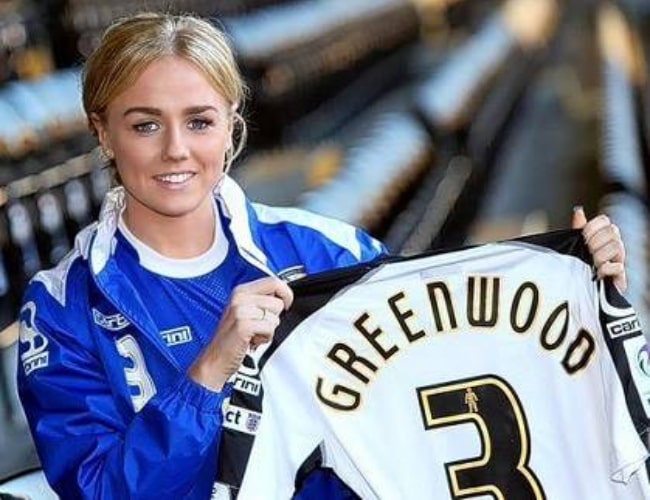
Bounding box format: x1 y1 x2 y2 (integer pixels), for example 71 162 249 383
89 175 272 276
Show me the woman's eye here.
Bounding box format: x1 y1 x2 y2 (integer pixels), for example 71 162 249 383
188 118 213 131
133 122 159 134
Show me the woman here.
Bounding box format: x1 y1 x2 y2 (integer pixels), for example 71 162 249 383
16 12 626 499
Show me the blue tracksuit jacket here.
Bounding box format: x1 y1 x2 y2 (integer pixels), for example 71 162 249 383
16 175 386 499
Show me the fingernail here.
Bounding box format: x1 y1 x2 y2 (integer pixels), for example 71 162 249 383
573 205 584 213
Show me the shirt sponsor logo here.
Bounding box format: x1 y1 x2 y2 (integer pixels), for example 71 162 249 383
160 326 193 347
223 404 262 435
19 302 50 375
233 373 261 396
624 336 650 418
637 344 650 378
606 314 641 339
92 308 130 331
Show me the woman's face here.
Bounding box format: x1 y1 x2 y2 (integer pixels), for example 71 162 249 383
93 55 232 224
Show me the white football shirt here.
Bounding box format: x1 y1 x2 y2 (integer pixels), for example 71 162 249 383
215 230 650 499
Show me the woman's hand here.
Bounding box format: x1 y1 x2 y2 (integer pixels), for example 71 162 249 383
189 277 293 391
572 206 627 292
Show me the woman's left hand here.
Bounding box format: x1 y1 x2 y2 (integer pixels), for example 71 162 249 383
572 206 627 292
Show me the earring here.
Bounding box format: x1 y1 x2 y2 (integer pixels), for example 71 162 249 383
102 147 114 161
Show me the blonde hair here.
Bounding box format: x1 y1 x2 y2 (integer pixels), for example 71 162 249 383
83 12 248 170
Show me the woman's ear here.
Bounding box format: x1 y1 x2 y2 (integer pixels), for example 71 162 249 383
90 112 115 161
90 112 111 149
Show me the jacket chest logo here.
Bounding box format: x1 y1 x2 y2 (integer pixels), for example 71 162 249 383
160 326 193 346
93 308 130 331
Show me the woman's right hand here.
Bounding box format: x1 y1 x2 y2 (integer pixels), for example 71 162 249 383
188 277 293 391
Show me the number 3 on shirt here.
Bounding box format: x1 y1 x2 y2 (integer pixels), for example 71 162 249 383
416 375 546 499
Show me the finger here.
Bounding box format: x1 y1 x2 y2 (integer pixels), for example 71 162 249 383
232 298 283 331
251 308 281 327
232 304 266 321
235 277 294 309
585 225 624 260
236 276 286 295
581 215 612 244
615 273 628 294
255 295 287 316
595 261 628 292
250 331 273 349
596 261 626 279
230 298 285 323
249 319 279 349
272 279 293 310
592 240 625 268
572 205 587 229
234 316 279 341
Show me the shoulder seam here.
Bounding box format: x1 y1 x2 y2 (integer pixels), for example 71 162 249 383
31 248 85 307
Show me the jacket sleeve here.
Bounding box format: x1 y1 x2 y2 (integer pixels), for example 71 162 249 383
17 284 228 499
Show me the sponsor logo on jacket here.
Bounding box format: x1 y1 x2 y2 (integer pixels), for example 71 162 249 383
160 326 193 346
19 302 50 375
92 308 130 331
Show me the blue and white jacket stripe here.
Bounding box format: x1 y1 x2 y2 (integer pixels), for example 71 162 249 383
16 175 386 499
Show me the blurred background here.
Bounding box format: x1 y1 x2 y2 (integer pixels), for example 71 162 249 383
1 0 650 495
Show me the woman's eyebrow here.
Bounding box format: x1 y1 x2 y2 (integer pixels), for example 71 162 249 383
184 105 219 115
123 106 161 117
123 105 219 117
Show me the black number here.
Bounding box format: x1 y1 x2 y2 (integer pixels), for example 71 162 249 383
416 375 545 499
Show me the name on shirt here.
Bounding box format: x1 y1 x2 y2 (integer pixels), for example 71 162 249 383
315 276 596 411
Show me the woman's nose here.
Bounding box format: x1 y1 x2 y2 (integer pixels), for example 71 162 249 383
162 127 190 161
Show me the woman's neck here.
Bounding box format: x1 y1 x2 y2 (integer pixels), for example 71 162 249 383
122 197 217 259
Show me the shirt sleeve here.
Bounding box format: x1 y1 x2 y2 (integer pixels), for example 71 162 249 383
17 285 229 499
587 277 650 482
